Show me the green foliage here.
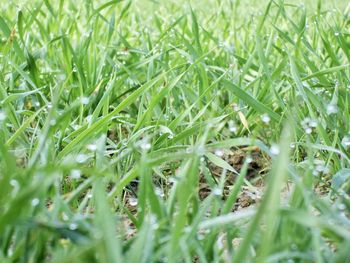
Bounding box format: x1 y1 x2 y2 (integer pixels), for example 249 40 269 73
0 0 350 262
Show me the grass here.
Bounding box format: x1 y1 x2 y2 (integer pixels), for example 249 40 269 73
1 0 350 262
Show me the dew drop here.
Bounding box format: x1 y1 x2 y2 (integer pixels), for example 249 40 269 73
341 136 350 149
212 187 222 196
270 144 280 156
308 119 317 128
246 156 253 163
0 111 7 121
70 169 81 179
214 149 224 157
76 154 88 163
196 145 205 156
228 120 238 133
87 144 97 151
69 223 78 230
140 142 151 151
129 197 138 206
81 97 89 105
305 127 312 134
261 114 270 124
327 104 338 115
155 187 165 198
337 203 346 211
49 119 56 126
31 198 40 207
62 213 69 221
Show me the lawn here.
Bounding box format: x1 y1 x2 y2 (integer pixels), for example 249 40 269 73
1 0 350 262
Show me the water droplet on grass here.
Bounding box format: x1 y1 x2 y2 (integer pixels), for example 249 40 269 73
305 127 312 134
327 104 338 115
228 120 238 133
10 179 19 187
81 97 89 105
270 144 280 156
129 197 138 206
341 136 350 149
155 187 165 198
308 119 317 128
0 111 7 121
49 119 56 126
261 114 270 124
140 142 151 151
212 187 222 196
31 198 40 207
69 223 78 230
87 144 97 151
70 169 81 179
214 149 224 157
62 213 69 221
337 203 346 211
76 154 88 163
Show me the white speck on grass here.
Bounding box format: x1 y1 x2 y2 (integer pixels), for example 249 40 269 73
261 114 270 124
214 149 224 157
10 179 20 195
155 187 164 198
301 117 317 134
31 198 40 207
87 144 97 151
129 197 138 206
81 97 89 105
62 213 69 221
49 119 56 126
76 154 88 164
337 204 346 211
10 179 19 187
140 142 151 151
212 187 222 196
341 136 350 149
309 119 317 127
0 111 6 121
327 104 338 115
70 169 81 179
270 144 280 156
305 127 312 134
246 156 253 163
69 223 78 230
228 120 238 133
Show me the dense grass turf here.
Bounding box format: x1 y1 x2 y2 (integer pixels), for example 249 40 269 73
1 0 350 262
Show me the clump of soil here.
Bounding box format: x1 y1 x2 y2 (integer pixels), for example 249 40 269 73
199 146 270 209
